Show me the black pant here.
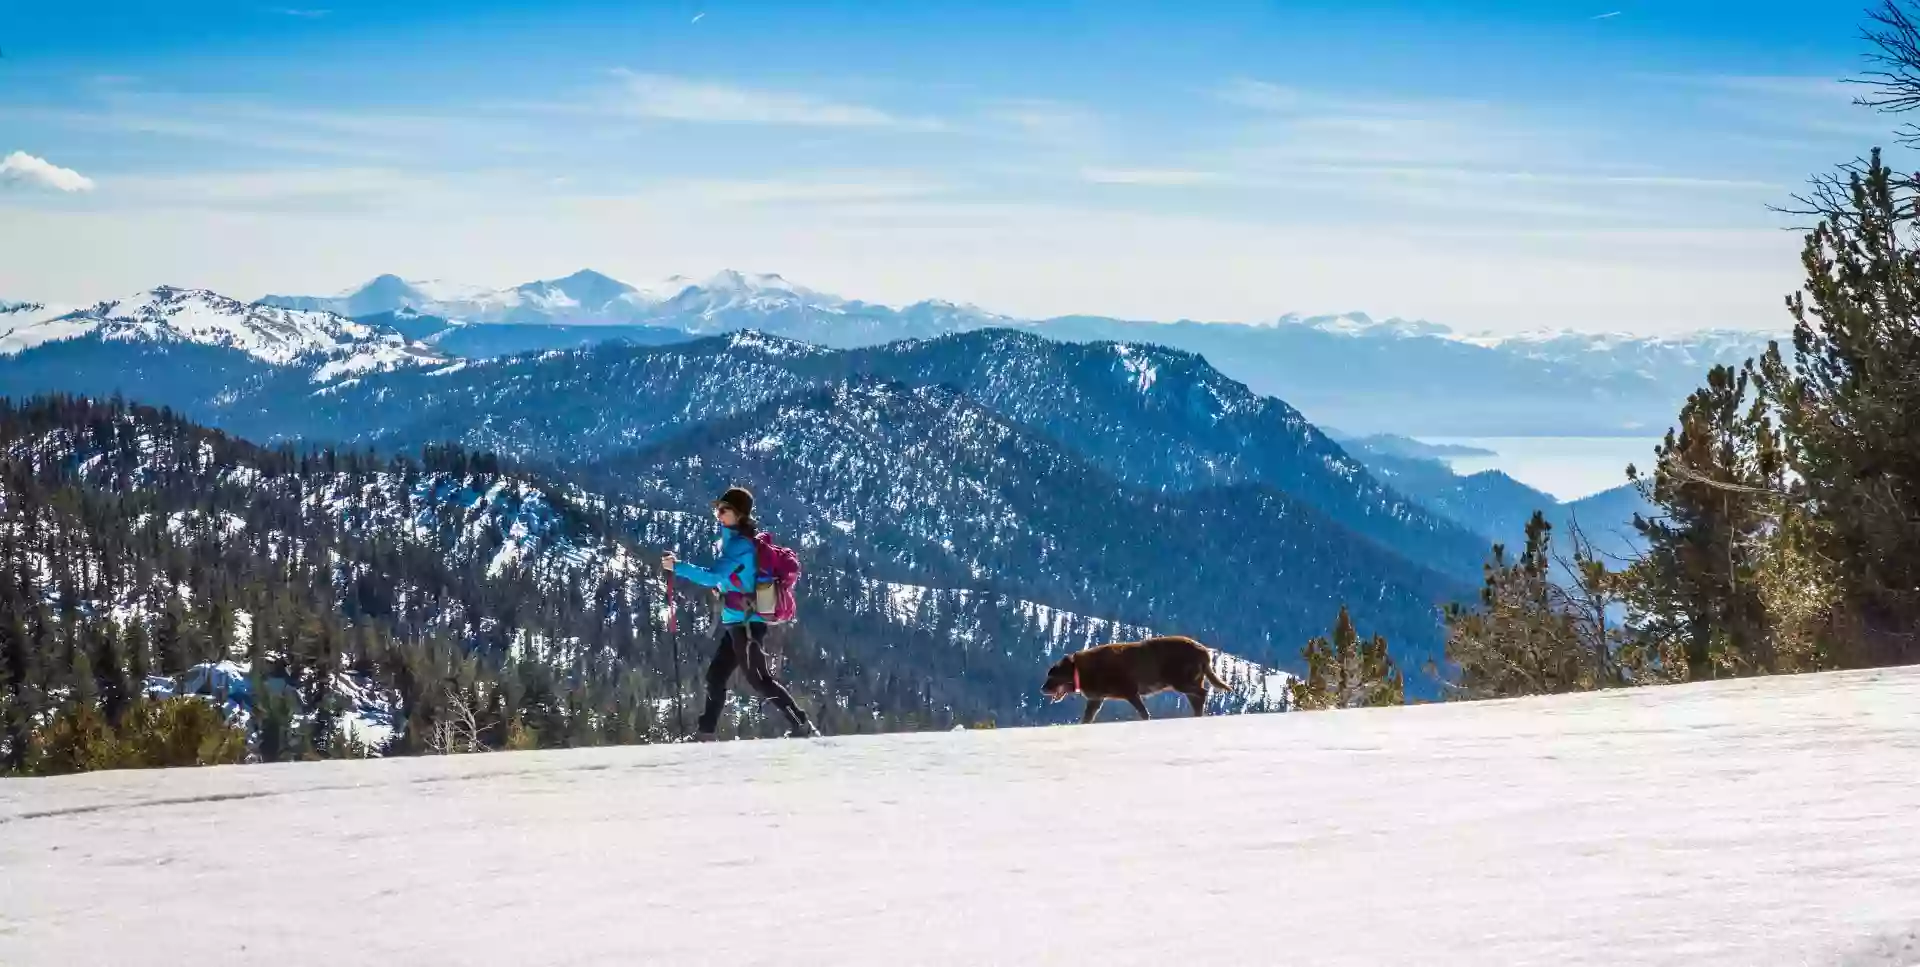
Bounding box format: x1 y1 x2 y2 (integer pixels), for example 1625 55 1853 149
697 622 809 734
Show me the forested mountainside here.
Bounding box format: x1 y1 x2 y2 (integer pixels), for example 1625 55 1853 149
0 314 1487 578
785 331 1493 578
176 329 1491 583
0 398 1292 772
0 291 1481 703
585 379 1464 673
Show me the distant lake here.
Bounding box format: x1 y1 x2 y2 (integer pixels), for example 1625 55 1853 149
1418 436 1664 503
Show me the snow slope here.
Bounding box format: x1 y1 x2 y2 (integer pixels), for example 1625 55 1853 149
0 287 443 381
6 667 1919 966
0 301 86 355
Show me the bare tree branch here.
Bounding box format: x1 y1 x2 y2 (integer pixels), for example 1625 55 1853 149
428 684 486 755
1858 0 1920 131
1658 461 1810 502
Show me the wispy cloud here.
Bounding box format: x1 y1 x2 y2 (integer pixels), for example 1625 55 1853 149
1216 79 1500 123
1591 11 1621 20
0 151 95 192
618 173 953 206
1223 111 1542 170
276 8 330 17
981 99 1103 143
610 70 942 130
1644 73 1891 140
1216 79 1306 113
1679 74 1853 101
1213 79 1520 166
38 109 406 160
12 92 551 164
1079 167 1220 186
101 166 536 216
1280 164 1780 191
1155 77 1802 230
117 167 418 205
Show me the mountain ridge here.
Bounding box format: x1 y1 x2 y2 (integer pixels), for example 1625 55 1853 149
0 287 444 383
16 273 1784 435
0 321 1480 685
578 376 1464 674
205 327 1493 584
250 268 1786 434
253 267 1783 350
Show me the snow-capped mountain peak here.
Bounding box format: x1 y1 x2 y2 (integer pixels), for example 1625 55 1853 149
629 274 695 301
335 273 415 301
263 268 1011 346
0 300 87 356
1450 326 1788 382
6 286 444 381
1271 311 1457 339
723 329 833 358
510 269 640 313
266 268 857 326
699 269 810 296
1 299 59 322
406 277 496 305
653 270 848 323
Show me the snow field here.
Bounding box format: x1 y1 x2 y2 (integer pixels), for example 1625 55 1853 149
2 666 1918 966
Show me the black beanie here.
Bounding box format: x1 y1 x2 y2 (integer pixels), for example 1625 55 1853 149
714 486 754 518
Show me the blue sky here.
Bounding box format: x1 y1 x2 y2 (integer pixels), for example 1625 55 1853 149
0 0 1891 332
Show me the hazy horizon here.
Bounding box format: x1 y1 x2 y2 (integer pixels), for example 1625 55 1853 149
0 0 1892 336
4 265 1803 338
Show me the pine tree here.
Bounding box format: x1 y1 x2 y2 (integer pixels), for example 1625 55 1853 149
1760 146 1920 665
114 696 249 769
126 621 153 690
0 633 11 774
1289 604 1404 710
1624 364 1779 679
0 606 32 773
30 701 121 775
155 601 189 675
255 682 300 763
70 647 99 712
1438 513 1595 699
308 689 340 759
98 622 135 726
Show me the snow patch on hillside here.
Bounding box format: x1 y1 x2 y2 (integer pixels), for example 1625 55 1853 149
0 301 89 354
148 659 401 754
1114 343 1158 392
4 287 445 382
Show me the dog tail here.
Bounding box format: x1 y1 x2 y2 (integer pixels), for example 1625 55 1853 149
1202 653 1233 692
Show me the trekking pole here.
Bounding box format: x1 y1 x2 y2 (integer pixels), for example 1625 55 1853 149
664 561 686 739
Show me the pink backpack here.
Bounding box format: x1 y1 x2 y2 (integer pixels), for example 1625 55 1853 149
751 532 801 624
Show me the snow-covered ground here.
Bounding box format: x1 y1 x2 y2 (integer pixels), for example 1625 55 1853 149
5 667 1919 966
0 287 443 381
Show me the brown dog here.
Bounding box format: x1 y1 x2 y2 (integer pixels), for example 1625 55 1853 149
1042 636 1234 723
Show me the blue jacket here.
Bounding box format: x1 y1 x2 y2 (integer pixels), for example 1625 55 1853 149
673 527 764 625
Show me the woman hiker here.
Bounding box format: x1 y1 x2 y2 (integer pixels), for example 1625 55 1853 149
661 486 820 740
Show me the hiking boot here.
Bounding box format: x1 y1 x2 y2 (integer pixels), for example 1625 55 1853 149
787 719 821 739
